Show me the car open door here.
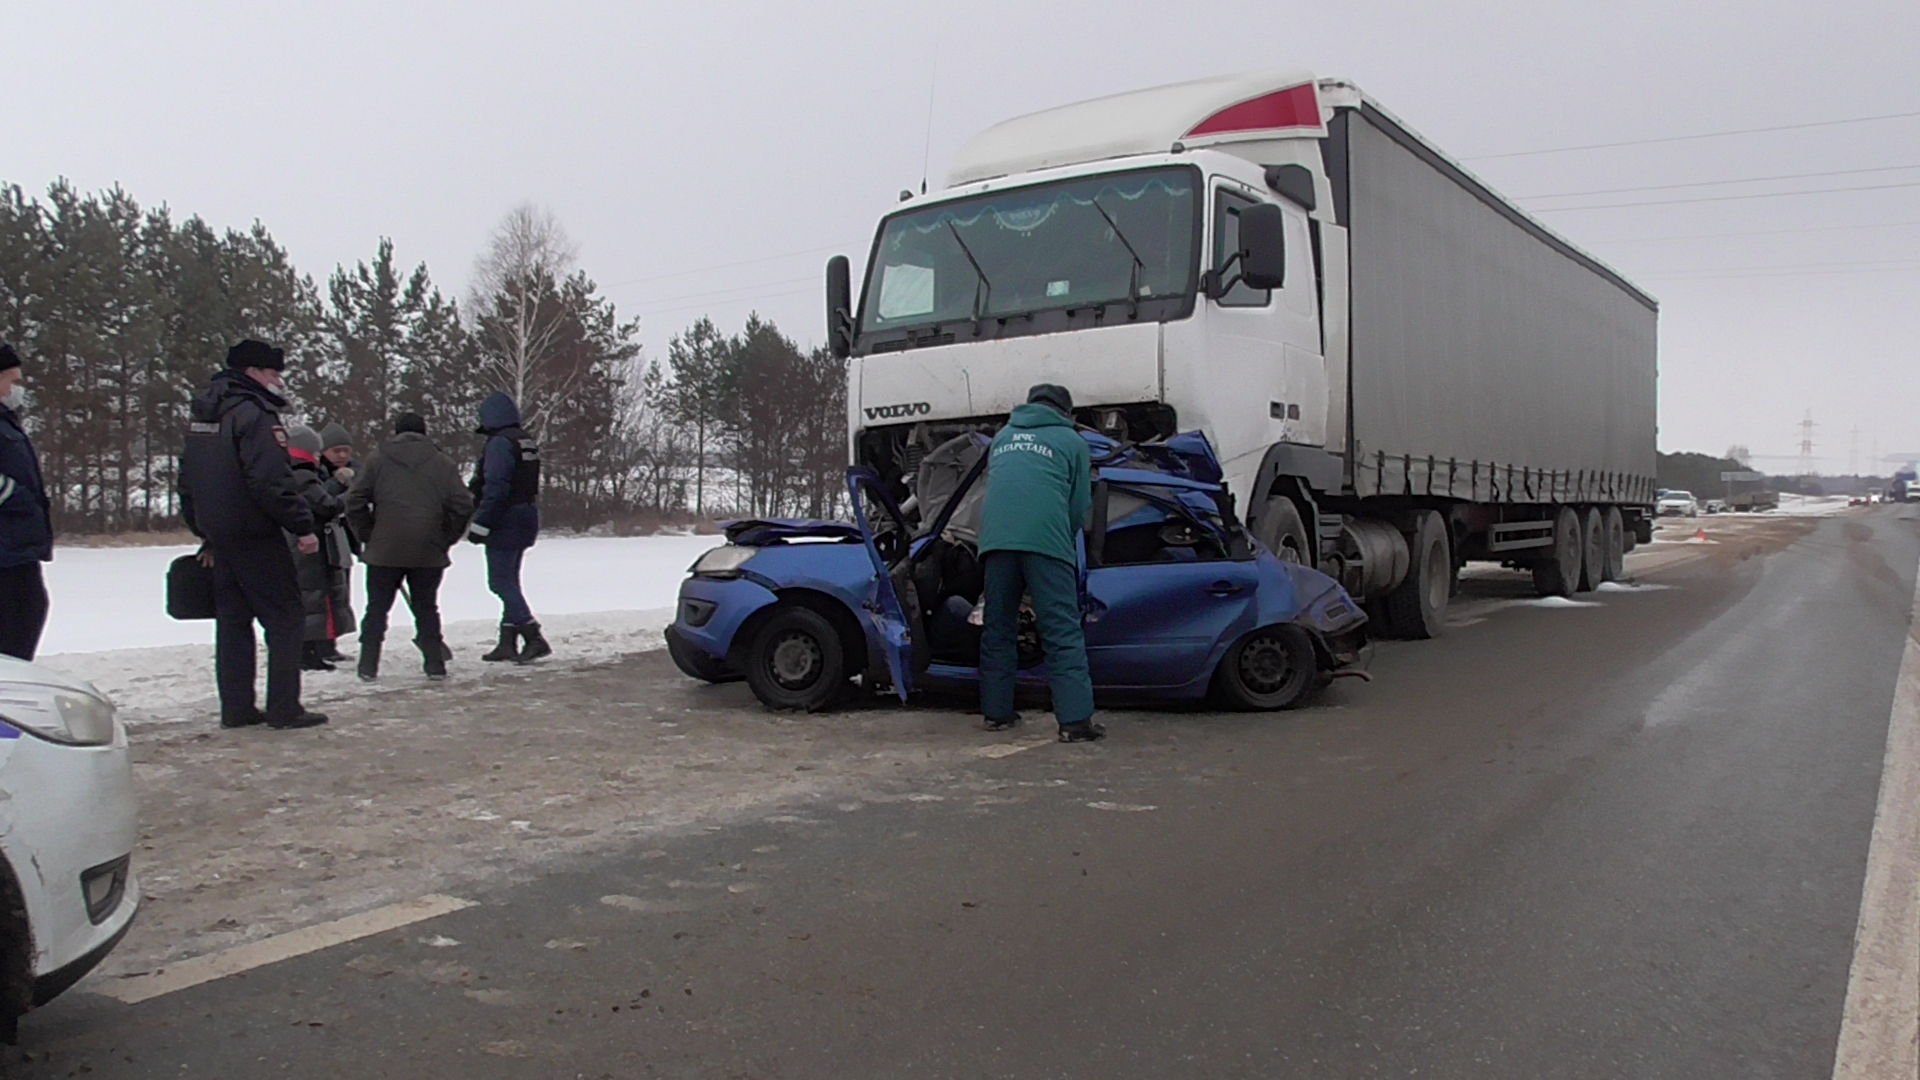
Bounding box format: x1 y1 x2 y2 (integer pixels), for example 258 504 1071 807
846 467 917 701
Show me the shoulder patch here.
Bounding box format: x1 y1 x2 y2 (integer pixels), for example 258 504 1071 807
187 421 222 436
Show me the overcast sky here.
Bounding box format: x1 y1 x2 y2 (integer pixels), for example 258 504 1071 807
10 0 1917 468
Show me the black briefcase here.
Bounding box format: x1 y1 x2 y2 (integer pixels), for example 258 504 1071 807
166 553 216 621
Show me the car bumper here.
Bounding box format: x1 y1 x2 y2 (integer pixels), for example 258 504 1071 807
0 723 141 1003
672 576 782 665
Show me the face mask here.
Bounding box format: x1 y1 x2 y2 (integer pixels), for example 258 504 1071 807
0 384 25 410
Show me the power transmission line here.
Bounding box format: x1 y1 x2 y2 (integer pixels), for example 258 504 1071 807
1601 220 1920 244
1535 179 1920 212
1467 110 1920 160
1519 163 1920 200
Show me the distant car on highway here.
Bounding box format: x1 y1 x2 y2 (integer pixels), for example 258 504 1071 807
1656 491 1699 517
0 657 140 1044
1867 488 1885 504
667 431 1369 714
1849 494 1870 507
1703 499 1727 514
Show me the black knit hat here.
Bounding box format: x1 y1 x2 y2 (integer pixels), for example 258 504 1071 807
226 339 286 371
0 343 19 374
394 412 427 435
1027 383 1073 416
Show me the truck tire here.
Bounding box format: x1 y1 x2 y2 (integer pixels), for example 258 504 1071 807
1577 507 1605 592
1602 507 1626 581
1382 510 1450 639
1255 497 1311 564
1532 506 1581 598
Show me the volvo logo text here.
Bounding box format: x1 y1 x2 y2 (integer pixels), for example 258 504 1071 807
864 402 933 421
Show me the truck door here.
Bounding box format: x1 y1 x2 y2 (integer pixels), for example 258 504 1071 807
1204 185 1327 466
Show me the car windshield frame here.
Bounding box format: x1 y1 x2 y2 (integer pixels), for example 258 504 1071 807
854 164 1203 356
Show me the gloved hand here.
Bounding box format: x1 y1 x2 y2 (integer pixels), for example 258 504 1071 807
332 466 355 485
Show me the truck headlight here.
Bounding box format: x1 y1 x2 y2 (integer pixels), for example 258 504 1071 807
0 682 118 747
689 545 756 579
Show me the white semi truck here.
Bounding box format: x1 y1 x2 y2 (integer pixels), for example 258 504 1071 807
825 71 1658 636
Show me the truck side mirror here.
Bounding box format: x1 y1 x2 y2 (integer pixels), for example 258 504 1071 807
826 255 854 359
1238 203 1288 290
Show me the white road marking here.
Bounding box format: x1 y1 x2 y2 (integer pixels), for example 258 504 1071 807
1085 801 1157 813
101 894 475 1005
1831 559 1920 1079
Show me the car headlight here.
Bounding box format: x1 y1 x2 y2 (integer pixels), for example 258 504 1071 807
689 545 756 578
0 682 118 747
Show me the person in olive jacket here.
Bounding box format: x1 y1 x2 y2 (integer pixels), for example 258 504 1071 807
976 384 1102 742
0 343 53 661
178 340 327 730
346 413 474 681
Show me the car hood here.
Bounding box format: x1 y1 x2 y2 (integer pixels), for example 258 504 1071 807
722 518 865 546
0 655 110 701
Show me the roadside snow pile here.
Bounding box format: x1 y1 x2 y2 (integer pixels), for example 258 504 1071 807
34 534 720 726
1596 580 1675 593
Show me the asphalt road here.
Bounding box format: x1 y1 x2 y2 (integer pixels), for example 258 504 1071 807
13 510 1918 1078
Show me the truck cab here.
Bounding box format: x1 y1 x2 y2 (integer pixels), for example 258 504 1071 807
827 71 1657 639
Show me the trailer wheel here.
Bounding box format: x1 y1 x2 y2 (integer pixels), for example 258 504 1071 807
1532 506 1581 597
1602 507 1626 581
1577 507 1605 592
1382 510 1450 639
1255 497 1311 565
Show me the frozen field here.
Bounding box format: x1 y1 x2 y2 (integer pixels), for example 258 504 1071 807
34 534 721 724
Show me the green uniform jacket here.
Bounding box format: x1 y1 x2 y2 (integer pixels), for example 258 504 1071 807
977 403 1092 565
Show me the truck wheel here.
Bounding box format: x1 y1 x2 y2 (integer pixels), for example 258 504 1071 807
1532 506 1581 597
1214 623 1318 710
1255 497 1311 564
1577 507 1605 592
1602 507 1626 581
1382 510 1450 639
743 605 847 712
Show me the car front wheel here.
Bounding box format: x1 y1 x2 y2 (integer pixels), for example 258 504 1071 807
743 605 847 712
1215 624 1319 711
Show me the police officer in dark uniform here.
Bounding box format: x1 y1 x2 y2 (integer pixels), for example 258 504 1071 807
467 391 550 664
0 343 53 660
179 340 328 730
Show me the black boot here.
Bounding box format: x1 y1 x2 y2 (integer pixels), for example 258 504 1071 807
1058 721 1107 743
267 708 329 730
481 624 519 662
220 706 268 729
417 636 448 680
301 642 336 672
515 622 552 664
321 639 348 663
357 636 382 682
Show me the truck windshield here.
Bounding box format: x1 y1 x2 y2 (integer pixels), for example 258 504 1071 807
860 166 1198 337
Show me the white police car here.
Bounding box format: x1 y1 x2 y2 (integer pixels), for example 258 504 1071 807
0 655 138 1042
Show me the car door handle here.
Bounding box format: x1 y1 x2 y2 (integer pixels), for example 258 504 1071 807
1207 581 1246 597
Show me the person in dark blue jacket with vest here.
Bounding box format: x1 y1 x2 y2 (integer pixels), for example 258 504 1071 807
467 392 551 663
0 344 54 661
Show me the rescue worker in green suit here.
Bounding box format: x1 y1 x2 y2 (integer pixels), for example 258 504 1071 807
977 384 1104 742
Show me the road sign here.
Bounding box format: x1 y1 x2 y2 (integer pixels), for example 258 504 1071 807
1720 471 1764 482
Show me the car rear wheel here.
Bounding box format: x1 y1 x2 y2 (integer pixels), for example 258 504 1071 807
666 629 739 684
1215 624 1319 711
743 606 847 712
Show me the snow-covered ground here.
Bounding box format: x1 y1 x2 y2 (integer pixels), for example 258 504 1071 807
35 534 721 725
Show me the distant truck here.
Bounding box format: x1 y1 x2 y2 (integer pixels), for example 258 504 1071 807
1727 490 1779 512
1894 468 1919 503
828 71 1658 637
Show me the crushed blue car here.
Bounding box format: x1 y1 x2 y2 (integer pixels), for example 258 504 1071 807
664 430 1367 713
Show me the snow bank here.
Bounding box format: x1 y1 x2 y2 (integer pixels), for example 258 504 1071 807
32 534 723 725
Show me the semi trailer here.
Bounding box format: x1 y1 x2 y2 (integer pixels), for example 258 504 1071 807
825 71 1658 636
